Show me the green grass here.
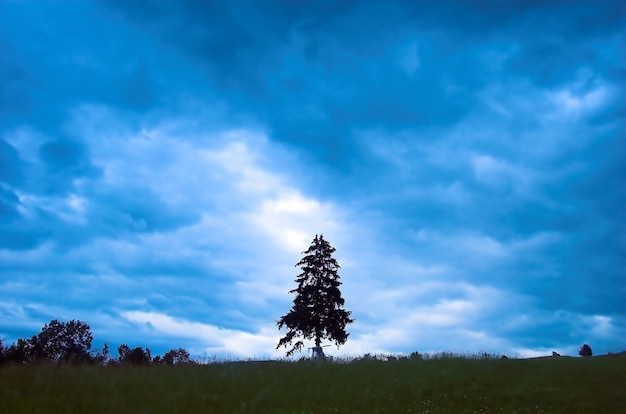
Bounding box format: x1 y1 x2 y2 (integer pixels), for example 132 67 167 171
1 356 625 413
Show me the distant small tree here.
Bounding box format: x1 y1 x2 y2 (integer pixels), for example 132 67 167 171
277 234 354 357
579 344 593 357
163 348 191 365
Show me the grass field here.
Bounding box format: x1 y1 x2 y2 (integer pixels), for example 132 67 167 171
2 355 625 413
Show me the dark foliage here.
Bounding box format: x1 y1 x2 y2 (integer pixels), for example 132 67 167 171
410 351 423 360
579 344 593 357
118 344 152 365
1 319 93 364
92 342 110 365
3 338 31 364
1 320 193 367
277 234 354 357
127 347 151 365
162 347 191 365
117 343 131 361
28 319 93 364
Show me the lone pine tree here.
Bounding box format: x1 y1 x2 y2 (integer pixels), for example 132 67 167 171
277 234 354 357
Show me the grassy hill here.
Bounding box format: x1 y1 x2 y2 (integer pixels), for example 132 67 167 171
2 354 625 413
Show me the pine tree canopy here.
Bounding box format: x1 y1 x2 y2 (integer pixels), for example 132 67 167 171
276 234 354 357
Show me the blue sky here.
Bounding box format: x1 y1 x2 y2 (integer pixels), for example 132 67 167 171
1 0 624 359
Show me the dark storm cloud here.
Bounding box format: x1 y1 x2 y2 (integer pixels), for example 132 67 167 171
0 0 186 137
101 0 481 164
0 208 50 251
37 138 101 195
99 0 626 178
88 187 199 236
1 0 624 357
98 0 626 356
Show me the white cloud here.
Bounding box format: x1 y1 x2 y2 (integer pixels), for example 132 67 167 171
546 69 616 121
2 125 48 163
65 103 345 251
121 310 284 358
471 153 533 191
200 135 284 196
340 281 525 355
511 347 559 358
582 314 617 339
249 191 341 254
550 84 610 117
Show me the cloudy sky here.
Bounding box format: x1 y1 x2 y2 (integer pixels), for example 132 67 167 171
1 0 624 359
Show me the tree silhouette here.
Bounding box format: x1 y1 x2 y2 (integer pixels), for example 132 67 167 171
118 344 151 365
29 319 93 363
117 343 131 361
3 338 31 364
276 234 354 357
126 347 151 365
163 347 191 365
579 343 593 357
